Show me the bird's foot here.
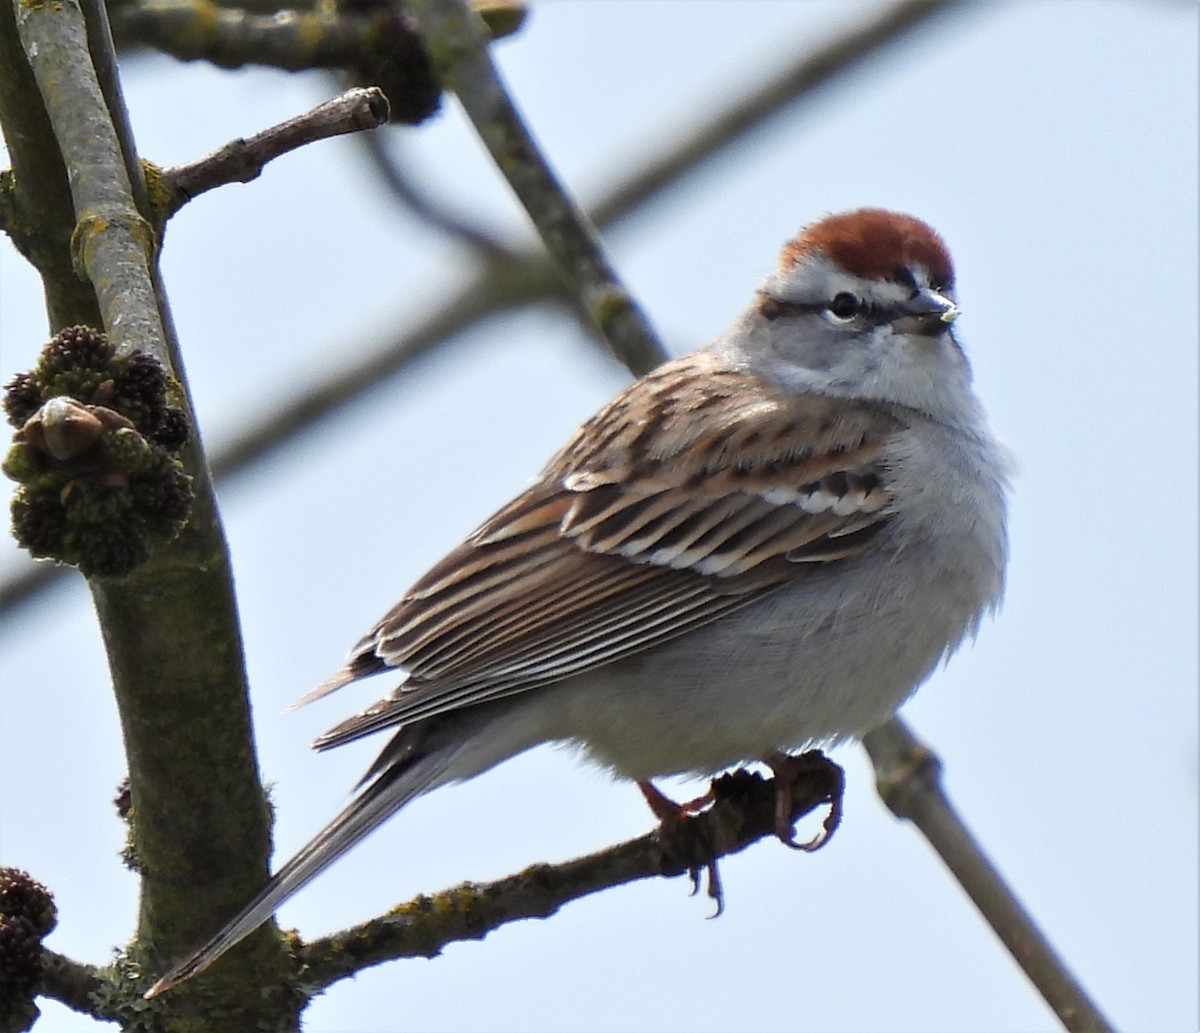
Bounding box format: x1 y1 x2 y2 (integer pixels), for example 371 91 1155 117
637 780 724 915
764 749 845 851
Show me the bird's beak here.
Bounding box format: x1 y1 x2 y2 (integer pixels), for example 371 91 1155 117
893 288 959 337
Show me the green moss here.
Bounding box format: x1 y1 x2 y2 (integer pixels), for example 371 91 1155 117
139 160 177 226
1 442 46 482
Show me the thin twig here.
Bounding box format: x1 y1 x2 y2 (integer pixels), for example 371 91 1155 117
862 717 1117 1033
159 88 390 217
354 125 513 259
405 0 668 377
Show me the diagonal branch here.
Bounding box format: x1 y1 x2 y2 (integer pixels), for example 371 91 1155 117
863 717 1116 1033
156 87 390 219
405 0 668 377
297 765 839 993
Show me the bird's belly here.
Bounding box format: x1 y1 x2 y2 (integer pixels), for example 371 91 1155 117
542 541 997 781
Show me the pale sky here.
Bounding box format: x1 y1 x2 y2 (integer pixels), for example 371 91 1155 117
2 3 1197 1031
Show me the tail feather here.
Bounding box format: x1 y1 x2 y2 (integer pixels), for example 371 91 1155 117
146 694 546 999
144 753 442 999
286 651 391 712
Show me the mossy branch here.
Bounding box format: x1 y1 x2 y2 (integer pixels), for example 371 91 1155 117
5 2 285 1026
12 0 165 363
297 765 840 993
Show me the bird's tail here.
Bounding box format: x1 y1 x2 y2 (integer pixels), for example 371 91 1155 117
144 745 446 999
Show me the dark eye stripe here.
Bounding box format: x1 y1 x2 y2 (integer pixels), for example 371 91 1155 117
756 293 822 320
757 291 898 324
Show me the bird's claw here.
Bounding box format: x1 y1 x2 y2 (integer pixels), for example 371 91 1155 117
688 860 725 917
765 750 845 851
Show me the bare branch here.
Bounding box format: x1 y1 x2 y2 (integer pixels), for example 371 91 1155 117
111 0 412 71
0 0 103 332
158 87 390 218
353 126 514 259
80 0 153 220
862 718 1117 1033
406 0 668 377
298 764 840 993
108 0 526 72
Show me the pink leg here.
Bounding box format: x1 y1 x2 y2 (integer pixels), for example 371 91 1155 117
637 780 714 823
636 781 724 915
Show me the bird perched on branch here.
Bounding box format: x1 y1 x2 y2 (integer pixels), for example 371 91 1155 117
147 208 1009 997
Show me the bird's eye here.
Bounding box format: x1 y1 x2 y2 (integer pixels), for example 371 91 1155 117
827 292 861 320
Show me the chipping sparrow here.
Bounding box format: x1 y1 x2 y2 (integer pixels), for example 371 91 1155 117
147 208 1009 996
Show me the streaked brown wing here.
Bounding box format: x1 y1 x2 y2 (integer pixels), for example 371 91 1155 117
308 351 902 751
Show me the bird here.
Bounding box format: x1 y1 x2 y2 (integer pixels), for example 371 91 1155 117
146 207 1009 996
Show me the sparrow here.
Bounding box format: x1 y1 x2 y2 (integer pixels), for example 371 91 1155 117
147 207 1009 996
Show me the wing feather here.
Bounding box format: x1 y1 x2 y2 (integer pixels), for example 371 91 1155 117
305 350 905 750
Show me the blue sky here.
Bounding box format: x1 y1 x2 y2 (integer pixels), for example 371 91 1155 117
2 3 1197 1030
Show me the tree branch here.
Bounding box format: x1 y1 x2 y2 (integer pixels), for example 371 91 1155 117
0 0 102 331
80 0 153 220
36 950 108 1022
7 2 289 1023
157 87 390 218
107 0 526 72
298 764 840 993
112 0 386 69
13 0 164 363
406 0 668 376
862 718 1116 1033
